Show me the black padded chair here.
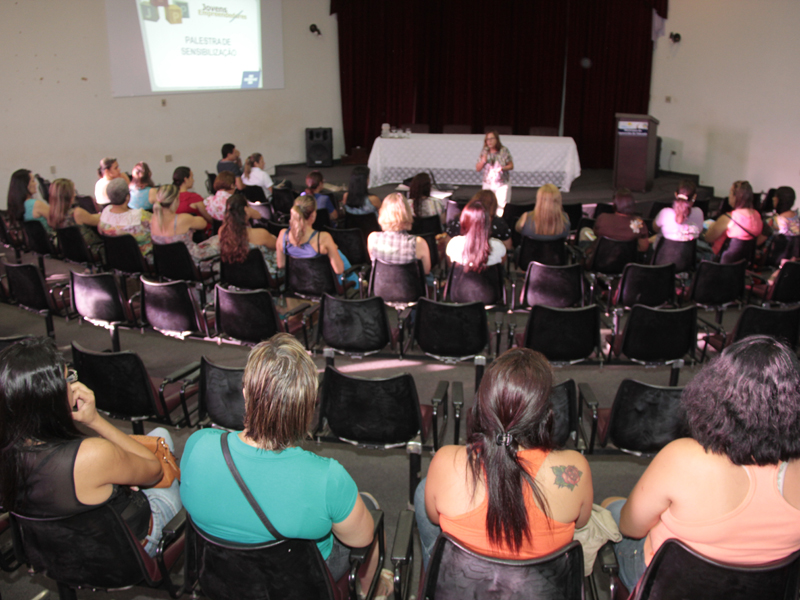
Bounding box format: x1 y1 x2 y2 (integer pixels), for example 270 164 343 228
3 261 69 339
585 237 638 303
607 305 697 386
719 237 756 265
10 505 186 600
197 356 245 430
205 170 217 195
316 366 447 503
344 212 381 241
243 185 269 205
749 260 800 306
579 379 687 455
563 203 584 234
185 510 385 600
444 262 506 307
285 254 355 301
313 209 332 232
73 194 97 215
765 234 800 267
22 220 58 277
70 270 138 352
607 263 676 335
0 216 24 263
271 187 298 220
316 293 394 361
141 277 212 341
368 259 427 309
220 248 280 291
71 341 199 433
102 233 153 281
651 237 696 274
514 262 584 310
152 241 218 306
410 215 443 236
700 305 800 361
421 535 583 600
516 304 601 366
687 259 746 323
444 199 466 224
326 226 371 270
0 512 21 574
501 202 534 248
626 539 800 600
56 226 103 272
215 285 310 348
517 235 569 270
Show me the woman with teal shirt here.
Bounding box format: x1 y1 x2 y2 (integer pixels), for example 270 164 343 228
128 162 157 210
7 168 50 232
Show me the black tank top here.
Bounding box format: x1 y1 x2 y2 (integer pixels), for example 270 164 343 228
20 438 151 539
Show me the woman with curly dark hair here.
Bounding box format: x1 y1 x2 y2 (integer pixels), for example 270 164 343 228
219 193 278 276
604 335 800 592
415 348 593 567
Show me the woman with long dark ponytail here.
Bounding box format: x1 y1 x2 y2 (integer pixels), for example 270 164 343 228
415 348 593 567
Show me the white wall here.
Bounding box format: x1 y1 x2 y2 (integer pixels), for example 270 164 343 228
0 0 343 207
651 0 800 198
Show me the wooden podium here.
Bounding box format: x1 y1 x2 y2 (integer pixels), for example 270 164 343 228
613 114 659 192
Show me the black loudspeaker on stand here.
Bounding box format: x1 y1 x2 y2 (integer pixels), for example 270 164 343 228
306 128 333 168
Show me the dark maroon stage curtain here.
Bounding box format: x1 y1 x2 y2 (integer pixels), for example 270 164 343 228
332 0 666 167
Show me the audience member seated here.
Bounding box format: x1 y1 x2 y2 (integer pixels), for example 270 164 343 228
368 193 431 275
515 183 570 240
94 157 130 210
241 152 274 200
151 184 219 263
180 334 392 596
98 178 153 262
764 186 799 238
409 172 445 225
445 190 512 250
7 168 49 231
650 179 704 244
173 166 207 221
220 193 280 277
277 196 359 287
446 198 506 271
704 180 763 256
47 178 101 247
217 142 244 190
603 335 800 592
415 348 593 567
197 171 236 222
582 188 649 260
0 337 182 558
128 162 158 210
343 166 381 215
302 170 338 221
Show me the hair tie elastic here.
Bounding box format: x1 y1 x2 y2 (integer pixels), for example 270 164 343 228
676 194 689 200
495 433 513 447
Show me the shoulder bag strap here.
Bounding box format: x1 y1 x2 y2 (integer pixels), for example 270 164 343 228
728 214 759 239
220 432 285 540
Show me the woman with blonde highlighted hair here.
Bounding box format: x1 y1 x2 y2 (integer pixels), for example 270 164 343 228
181 334 392 595
241 152 274 199
367 193 431 274
150 184 219 263
47 178 101 247
515 184 570 240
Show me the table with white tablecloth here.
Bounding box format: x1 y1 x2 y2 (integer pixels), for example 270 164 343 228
367 133 582 191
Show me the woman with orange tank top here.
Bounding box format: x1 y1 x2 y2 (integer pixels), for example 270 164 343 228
604 335 800 592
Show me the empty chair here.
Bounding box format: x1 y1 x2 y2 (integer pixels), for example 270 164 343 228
205 170 216 195
286 253 353 301
3 261 68 339
584 237 638 303
70 270 137 352
197 356 245 430
444 262 506 307
420 535 583 600
517 304 601 366
220 247 279 291
607 263 675 335
368 259 427 308
607 304 697 386
326 226 371 272
700 304 800 361
483 125 513 135
215 285 310 348
22 220 57 276
271 187 298 220
515 262 584 310
316 293 393 360
410 215 443 236
185 510 385 600
765 234 800 267
316 366 446 503
442 124 471 134
313 209 332 231
102 233 152 279
750 260 800 306
344 212 381 241
56 225 103 271
152 241 218 306
11 505 186 600
579 379 687 455
563 203 584 233
651 237 697 274
501 201 535 247
719 237 756 265
141 277 211 340
242 184 269 205
517 235 568 269
71 341 200 432
687 259 746 323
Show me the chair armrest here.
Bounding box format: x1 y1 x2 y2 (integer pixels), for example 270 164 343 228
163 361 201 384
342 263 362 278
161 507 187 539
586 541 621 600
565 244 583 263
451 381 464 446
391 510 416 600
348 509 385 600
697 314 723 334
430 381 449 451
279 301 312 320
578 382 599 454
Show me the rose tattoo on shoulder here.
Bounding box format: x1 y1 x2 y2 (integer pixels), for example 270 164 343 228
552 465 583 491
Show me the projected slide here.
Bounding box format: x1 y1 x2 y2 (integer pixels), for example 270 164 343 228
136 0 262 92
